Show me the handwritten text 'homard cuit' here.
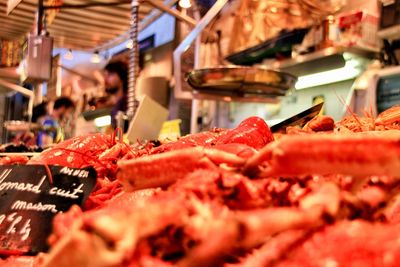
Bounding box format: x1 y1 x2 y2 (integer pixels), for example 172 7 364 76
0 167 88 214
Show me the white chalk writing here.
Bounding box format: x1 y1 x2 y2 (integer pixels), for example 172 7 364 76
0 165 95 250
60 166 89 178
11 200 58 213
49 183 84 199
0 212 31 241
0 174 45 194
0 169 12 182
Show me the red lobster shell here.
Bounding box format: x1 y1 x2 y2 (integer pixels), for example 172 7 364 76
28 133 130 210
28 133 114 176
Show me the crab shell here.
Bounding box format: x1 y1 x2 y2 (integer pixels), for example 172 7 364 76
28 133 113 169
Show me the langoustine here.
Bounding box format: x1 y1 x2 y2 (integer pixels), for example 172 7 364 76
5 111 400 267
243 133 400 178
117 117 272 191
27 133 131 210
337 105 400 133
40 178 340 267
43 132 400 267
116 130 400 265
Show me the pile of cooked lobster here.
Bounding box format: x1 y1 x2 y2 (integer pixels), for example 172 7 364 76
2 106 400 267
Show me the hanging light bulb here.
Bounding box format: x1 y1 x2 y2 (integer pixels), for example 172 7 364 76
179 0 191 8
126 40 133 49
16 63 23 75
64 49 73 60
91 50 101 64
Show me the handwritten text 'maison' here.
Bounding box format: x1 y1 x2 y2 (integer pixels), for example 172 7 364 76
11 200 58 213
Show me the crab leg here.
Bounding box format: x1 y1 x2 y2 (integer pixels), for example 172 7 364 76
178 206 323 267
118 147 246 191
180 182 340 267
375 105 400 126
243 134 400 179
40 192 188 267
226 230 309 267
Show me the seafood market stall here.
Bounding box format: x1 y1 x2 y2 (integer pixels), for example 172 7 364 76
173 0 381 132
0 0 188 144
1 104 400 266
3 0 400 266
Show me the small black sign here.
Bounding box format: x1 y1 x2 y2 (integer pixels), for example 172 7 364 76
0 165 96 255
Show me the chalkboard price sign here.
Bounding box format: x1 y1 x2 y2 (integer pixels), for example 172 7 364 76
0 165 96 255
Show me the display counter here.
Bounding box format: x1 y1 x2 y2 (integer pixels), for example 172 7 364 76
0 106 399 266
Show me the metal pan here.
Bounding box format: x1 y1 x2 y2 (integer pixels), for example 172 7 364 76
186 66 297 98
4 121 42 131
225 28 309 66
4 121 56 132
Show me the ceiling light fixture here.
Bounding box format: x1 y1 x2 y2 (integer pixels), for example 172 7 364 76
126 40 133 49
179 0 191 9
64 49 73 60
16 63 23 75
91 51 101 64
94 115 111 127
295 59 363 90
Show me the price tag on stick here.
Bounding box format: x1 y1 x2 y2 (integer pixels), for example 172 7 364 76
0 165 96 255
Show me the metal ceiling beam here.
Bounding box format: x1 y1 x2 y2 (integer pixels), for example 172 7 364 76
0 78 34 98
49 25 118 39
174 0 229 100
58 64 99 83
2 0 151 14
49 10 129 29
0 29 102 49
0 31 26 39
50 34 106 46
0 13 33 24
2 0 193 52
0 5 130 32
146 0 196 26
0 5 35 14
49 8 132 24
0 78 34 120
43 1 131 9
93 0 178 52
52 35 104 45
54 41 94 50
0 29 26 35
0 19 33 30
38 0 131 28
52 1 144 17
38 0 44 34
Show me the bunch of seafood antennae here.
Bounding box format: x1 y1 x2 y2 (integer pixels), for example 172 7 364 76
2 107 400 267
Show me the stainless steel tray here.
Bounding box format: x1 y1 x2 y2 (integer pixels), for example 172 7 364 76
186 66 297 98
4 121 42 131
4 121 56 132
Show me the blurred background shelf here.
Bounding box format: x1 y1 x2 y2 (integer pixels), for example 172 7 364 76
262 46 379 77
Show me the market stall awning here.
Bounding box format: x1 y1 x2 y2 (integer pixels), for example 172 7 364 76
0 0 164 50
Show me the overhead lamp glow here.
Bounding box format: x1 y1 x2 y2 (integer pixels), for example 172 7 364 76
94 115 111 127
126 40 133 49
179 0 191 8
91 51 101 64
64 49 73 60
295 60 363 90
16 63 23 75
